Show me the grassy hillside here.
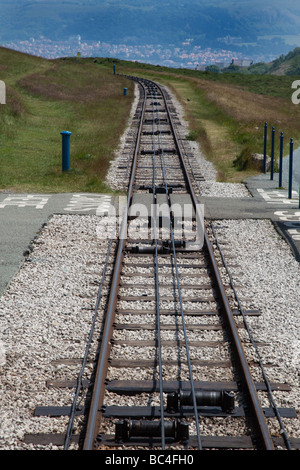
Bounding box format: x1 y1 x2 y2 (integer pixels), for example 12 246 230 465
1 48 300 191
0 48 134 193
207 47 300 77
112 59 300 183
268 48 300 75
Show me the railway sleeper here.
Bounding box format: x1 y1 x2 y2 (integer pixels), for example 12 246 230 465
126 239 187 254
115 418 189 444
144 118 168 124
135 183 184 191
143 130 171 135
145 108 166 112
128 193 197 235
140 148 176 155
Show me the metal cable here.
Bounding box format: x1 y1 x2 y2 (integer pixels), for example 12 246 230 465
155 89 202 450
64 235 115 450
149 85 166 448
210 223 292 450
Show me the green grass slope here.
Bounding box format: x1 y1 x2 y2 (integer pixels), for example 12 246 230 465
269 48 300 76
1 47 300 191
113 58 300 182
0 49 134 193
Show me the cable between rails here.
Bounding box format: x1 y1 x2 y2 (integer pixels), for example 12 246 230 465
149 84 166 448
154 87 203 450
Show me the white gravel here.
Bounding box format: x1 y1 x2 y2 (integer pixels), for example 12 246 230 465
106 82 140 192
208 219 300 441
0 214 115 449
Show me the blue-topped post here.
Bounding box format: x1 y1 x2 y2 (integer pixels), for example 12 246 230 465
61 131 72 172
288 138 294 199
263 122 267 173
279 132 284 188
123 87 127 96
270 126 275 180
113 64 116 75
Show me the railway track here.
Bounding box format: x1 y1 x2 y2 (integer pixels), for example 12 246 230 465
25 77 299 451
81 77 297 451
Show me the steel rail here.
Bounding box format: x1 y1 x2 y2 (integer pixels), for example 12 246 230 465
64 235 115 450
210 222 292 450
152 80 275 451
82 81 147 450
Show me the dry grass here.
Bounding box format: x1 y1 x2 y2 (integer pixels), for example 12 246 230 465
18 61 119 103
5 84 25 116
162 75 300 182
192 78 299 129
115 60 300 182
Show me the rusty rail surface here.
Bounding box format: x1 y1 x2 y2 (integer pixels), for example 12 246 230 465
82 81 146 450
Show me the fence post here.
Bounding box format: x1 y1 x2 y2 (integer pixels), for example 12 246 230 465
61 131 72 172
288 138 294 199
270 126 275 180
263 122 268 173
279 132 283 188
0 80 6 104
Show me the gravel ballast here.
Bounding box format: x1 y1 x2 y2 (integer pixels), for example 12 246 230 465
209 219 300 441
0 214 115 449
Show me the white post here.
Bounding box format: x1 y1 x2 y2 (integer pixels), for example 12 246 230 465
0 80 6 104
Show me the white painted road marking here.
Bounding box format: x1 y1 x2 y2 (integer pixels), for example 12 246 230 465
64 194 113 213
257 188 298 204
0 195 50 209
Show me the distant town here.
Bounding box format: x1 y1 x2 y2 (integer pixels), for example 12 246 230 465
1 36 260 69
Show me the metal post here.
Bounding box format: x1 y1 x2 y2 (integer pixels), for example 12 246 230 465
279 132 283 188
263 122 267 173
0 80 6 104
270 126 275 180
123 87 127 96
288 138 294 199
61 131 72 172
